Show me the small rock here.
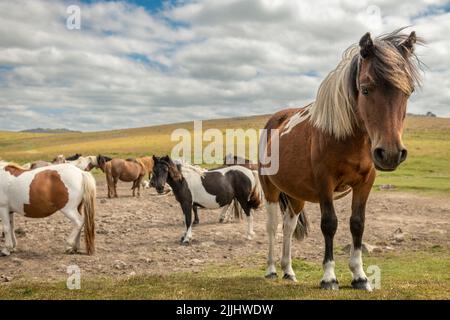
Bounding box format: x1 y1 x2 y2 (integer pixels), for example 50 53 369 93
342 244 351 254
113 260 127 270
128 271 136 277
200 241 215 247
379 184 396 191
11 257 24 265
1 275 13 282
15 227 26 237
393 228 405 242
191 259 203 264
100 199 107 204
362 243 378 254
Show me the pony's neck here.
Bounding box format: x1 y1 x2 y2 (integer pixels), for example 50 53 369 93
166 175 188 201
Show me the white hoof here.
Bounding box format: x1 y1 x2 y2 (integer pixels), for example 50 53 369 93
0 248 11 257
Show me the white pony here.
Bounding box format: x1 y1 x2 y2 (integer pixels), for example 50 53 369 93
0 161 96 256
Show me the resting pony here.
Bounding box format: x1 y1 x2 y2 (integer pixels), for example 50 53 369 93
151 156 262 244
259 29 422 291
0 161 96 256
103 157 153 198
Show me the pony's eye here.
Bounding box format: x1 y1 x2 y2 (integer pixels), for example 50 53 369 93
361 87 369 96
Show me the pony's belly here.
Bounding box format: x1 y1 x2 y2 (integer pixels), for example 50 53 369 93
192 192 222 209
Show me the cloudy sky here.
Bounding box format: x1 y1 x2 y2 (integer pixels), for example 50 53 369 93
0 0 449 131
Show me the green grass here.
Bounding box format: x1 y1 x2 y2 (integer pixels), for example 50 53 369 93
0 115 449 195
1 249 449 300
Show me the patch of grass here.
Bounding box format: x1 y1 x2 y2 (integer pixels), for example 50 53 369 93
1 249 449 300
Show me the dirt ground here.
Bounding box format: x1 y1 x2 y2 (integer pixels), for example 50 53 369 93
1 181 449 282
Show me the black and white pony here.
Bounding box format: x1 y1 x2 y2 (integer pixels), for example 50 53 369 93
150 156 262 244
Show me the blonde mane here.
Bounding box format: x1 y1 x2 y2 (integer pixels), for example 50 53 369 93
309 29 423 140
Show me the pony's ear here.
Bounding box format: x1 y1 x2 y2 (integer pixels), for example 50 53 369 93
152 155 159 162
400 31 416 55
359 32 374 59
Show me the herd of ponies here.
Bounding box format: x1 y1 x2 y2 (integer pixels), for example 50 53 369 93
1 29 421 291
0 153 261 257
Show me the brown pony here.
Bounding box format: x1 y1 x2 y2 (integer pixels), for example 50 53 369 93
259 29 422 291
104 157 154 198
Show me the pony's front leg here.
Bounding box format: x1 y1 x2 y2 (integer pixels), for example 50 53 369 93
265 202 279 279
349 172 375 291
319 196 339 290
180 202 193 245
0 208 13 256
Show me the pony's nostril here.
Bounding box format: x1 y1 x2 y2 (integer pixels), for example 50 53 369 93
399 149 408 163
373 148 386 163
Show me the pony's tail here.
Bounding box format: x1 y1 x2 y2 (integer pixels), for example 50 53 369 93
248 170 263 210
81 171 96 255
279 192 309 241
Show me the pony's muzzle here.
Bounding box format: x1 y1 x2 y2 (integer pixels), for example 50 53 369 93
372 147 408 171
156 186 165 194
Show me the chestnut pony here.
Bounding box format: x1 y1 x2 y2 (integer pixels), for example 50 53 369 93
102 157 154 198
259 30 422 291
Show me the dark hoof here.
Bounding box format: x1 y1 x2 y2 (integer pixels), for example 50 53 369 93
265 272 278 279
352 278 373 291
219 218 224 223
320 279 339 290
193 220 199 225
282 274 297 282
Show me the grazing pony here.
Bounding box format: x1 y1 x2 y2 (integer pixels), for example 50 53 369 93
259 30 422 291
151 156 262 244
0 161 96 256
103 157 153 198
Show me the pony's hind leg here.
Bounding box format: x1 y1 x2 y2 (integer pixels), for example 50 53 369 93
219 203 231 223
113 177 119 198
193 205 199 225
265 202 279 279
62 208 84 254
280 197 304 282
244 211 255 240
9 213 17 250
0 208 13 256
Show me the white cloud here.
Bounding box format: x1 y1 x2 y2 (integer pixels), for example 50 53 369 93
0 0 449 131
